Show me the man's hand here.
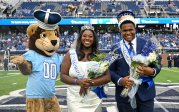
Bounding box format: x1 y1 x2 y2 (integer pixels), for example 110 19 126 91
136 65 155 76
121 76 134 88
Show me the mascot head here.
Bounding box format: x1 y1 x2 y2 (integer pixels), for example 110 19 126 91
26 9 62 57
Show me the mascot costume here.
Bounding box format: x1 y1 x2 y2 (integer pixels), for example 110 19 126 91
11 9 63 112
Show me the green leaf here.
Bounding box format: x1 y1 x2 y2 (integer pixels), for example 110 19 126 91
131 61 139 67
88 72 96 79
91 53 106 62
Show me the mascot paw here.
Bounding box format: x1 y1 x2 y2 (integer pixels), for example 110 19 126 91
10 56 26 65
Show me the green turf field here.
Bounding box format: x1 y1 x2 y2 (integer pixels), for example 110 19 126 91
154 67 179 83
0 68 179 96
0 70 64 96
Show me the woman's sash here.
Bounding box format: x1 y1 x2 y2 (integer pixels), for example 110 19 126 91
69 49 84 79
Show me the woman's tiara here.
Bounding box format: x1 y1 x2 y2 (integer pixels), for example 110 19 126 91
81 24 94 31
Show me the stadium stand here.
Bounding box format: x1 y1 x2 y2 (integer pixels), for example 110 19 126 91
0 0 177 18
0 0 179 68
0 2 179 112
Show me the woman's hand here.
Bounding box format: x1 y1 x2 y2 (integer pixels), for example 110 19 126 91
79 87 88 96
77 78 94 96
77 78 93 88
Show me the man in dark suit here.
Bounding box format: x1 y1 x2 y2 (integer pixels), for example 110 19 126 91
3 57 9 71
173 54 177 67
158 53 162 67
167 54 172 68
109 10 161 112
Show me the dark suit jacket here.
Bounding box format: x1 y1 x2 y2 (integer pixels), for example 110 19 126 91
109 37 161 103
167 56 172 61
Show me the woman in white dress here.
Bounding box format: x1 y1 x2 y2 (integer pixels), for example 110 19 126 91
60 25 111 112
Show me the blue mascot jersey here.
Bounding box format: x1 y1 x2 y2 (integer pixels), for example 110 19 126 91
23 50 64 98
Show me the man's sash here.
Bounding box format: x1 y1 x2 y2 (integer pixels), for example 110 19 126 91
120 40 132 67
69 49 84 79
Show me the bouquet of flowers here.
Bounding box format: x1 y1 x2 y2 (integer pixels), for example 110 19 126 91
120 42 158 102
88 51 120 79
88 53 109 79
86 52 119 98
86 53 109 98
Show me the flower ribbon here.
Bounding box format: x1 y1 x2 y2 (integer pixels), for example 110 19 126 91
140 76 154 89
91 86 107 99
128 77 142 109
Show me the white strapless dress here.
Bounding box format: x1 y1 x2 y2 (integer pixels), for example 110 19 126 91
67 61 102 112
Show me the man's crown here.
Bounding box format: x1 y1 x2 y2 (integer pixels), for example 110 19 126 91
117 10 136 29
81 24 94 31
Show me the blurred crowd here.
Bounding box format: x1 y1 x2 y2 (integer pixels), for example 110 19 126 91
1 0 179 18
0 29 179 51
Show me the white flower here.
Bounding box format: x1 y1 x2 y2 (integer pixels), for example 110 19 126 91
98 61 109 74
87 61 109 78
100 61 109 69
147 52 157 63
87 61 100 73
132 54 148 66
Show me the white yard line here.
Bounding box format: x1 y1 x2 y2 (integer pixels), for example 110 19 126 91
7 73 21 74
106 106 118 112
9 89 25 97
156 85 179 88
0 95 11 101
162 68 179 73
0 73 20 77
0 74 20 78
154 98 169 112
155 101 179 105
168 86 179 88
155 83 179 85
0 104 26 107
0 104 66 109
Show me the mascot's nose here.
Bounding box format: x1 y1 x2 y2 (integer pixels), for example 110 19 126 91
51 40 57 46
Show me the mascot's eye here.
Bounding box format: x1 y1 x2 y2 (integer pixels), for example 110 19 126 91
43 34 46 37
40 33 46 38
55 32 57 36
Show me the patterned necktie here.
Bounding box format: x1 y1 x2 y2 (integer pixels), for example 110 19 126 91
129 42 135 57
